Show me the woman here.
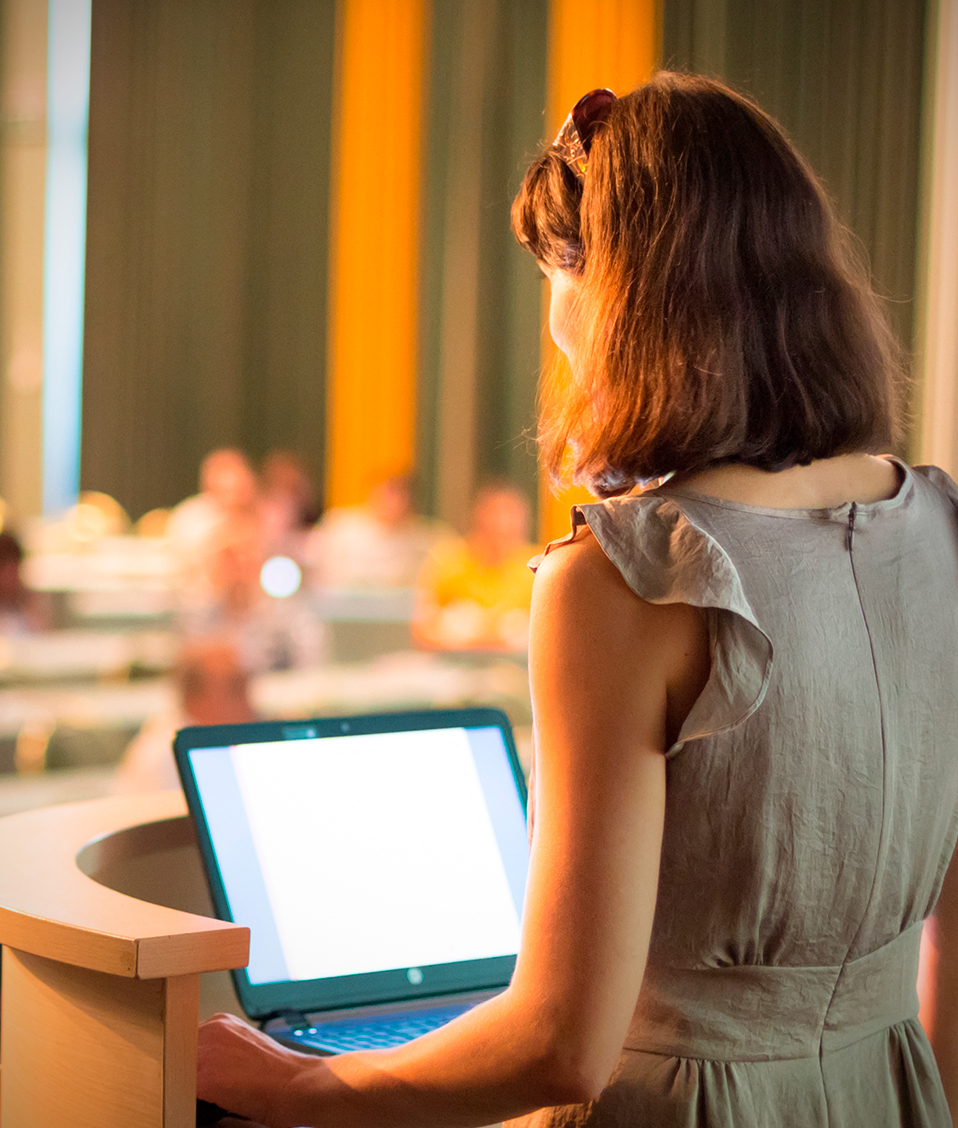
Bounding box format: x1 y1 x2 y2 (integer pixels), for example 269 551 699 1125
197 73 958 1126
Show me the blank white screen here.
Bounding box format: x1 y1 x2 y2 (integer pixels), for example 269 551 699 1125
230 728 521 981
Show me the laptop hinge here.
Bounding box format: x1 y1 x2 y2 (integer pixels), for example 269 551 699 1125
278 1010 309 1029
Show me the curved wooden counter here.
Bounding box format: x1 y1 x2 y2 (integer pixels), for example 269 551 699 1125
0 791 250 1127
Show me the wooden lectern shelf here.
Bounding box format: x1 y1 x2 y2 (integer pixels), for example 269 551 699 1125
0 791 250 1128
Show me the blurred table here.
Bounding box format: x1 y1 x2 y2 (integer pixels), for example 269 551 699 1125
0 652 532 774
316 587 416 662
22 536 177 629
22 536 176 594
0 629 178 683
10 536 532 775
253 651 530 720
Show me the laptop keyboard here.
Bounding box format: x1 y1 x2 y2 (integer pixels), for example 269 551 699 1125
281 1002 476 1053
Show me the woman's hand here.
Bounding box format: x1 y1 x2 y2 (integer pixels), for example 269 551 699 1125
197 1012 320 1127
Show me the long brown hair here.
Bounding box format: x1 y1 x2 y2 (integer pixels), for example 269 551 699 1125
512 72 902 497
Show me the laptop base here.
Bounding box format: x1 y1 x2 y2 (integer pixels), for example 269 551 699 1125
264 988 500 1056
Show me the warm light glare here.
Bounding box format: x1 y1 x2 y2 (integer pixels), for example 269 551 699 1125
539 0 656 543
326 0 426 507
260 556 302 599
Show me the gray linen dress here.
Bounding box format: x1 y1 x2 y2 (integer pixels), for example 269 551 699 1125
508 459 958 1128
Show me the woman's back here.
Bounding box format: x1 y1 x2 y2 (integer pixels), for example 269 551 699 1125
197 75 958 1127
510 459 958 1127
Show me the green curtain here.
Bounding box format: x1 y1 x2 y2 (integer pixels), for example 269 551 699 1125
662 0 928 379
80 0 930 520
417 0 549 529
82 0 336 518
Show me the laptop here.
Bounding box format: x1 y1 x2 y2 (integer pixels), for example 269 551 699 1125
174 707 529 1056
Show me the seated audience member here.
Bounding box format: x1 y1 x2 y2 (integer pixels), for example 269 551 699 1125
260 450 321 555
177 521 327 673
0 532 49 634
167 449 261 578
413 482 537 652
307 474 450 589
113 641 255 794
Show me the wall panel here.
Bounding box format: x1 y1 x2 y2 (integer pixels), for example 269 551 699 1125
915 0 958 474
0 0 47 519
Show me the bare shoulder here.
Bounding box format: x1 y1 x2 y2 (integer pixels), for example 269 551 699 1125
532 528 702 651
532 527 626 605
531 529 710 747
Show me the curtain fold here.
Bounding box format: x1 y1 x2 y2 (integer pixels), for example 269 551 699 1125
662 0 927 393
82 0 336 517
417 0 549 530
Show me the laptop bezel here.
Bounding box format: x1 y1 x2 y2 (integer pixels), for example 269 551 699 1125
174 706 528 1021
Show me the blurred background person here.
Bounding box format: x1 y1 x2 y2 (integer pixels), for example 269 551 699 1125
413 482 537 653
176 519 327 673
113 639 255 793
0 532 50 634
307 473 451 590
259 450 321 557
166 449 262 579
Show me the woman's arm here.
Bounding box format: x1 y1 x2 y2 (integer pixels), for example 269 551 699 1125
198 531 710 1128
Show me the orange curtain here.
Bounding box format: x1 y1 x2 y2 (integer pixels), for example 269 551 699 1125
539 0 658 543
325 0 427 508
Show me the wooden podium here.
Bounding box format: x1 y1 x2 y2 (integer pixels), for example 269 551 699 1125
0 792 249 1127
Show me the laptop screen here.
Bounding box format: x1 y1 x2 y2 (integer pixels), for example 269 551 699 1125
179 711 528 1015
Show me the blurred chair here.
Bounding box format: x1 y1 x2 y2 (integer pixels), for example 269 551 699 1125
14 715 54 775
68 491 131 541
135 507 171 538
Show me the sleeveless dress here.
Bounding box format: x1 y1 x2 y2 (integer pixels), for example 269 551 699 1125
507 459 958 1128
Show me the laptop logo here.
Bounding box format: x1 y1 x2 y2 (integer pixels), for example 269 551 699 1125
407 968 423 985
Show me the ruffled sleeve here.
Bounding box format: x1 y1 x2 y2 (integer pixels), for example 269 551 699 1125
532 496 773 757
914 464 958 510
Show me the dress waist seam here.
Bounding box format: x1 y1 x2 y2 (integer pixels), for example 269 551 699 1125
624 923 923 1062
